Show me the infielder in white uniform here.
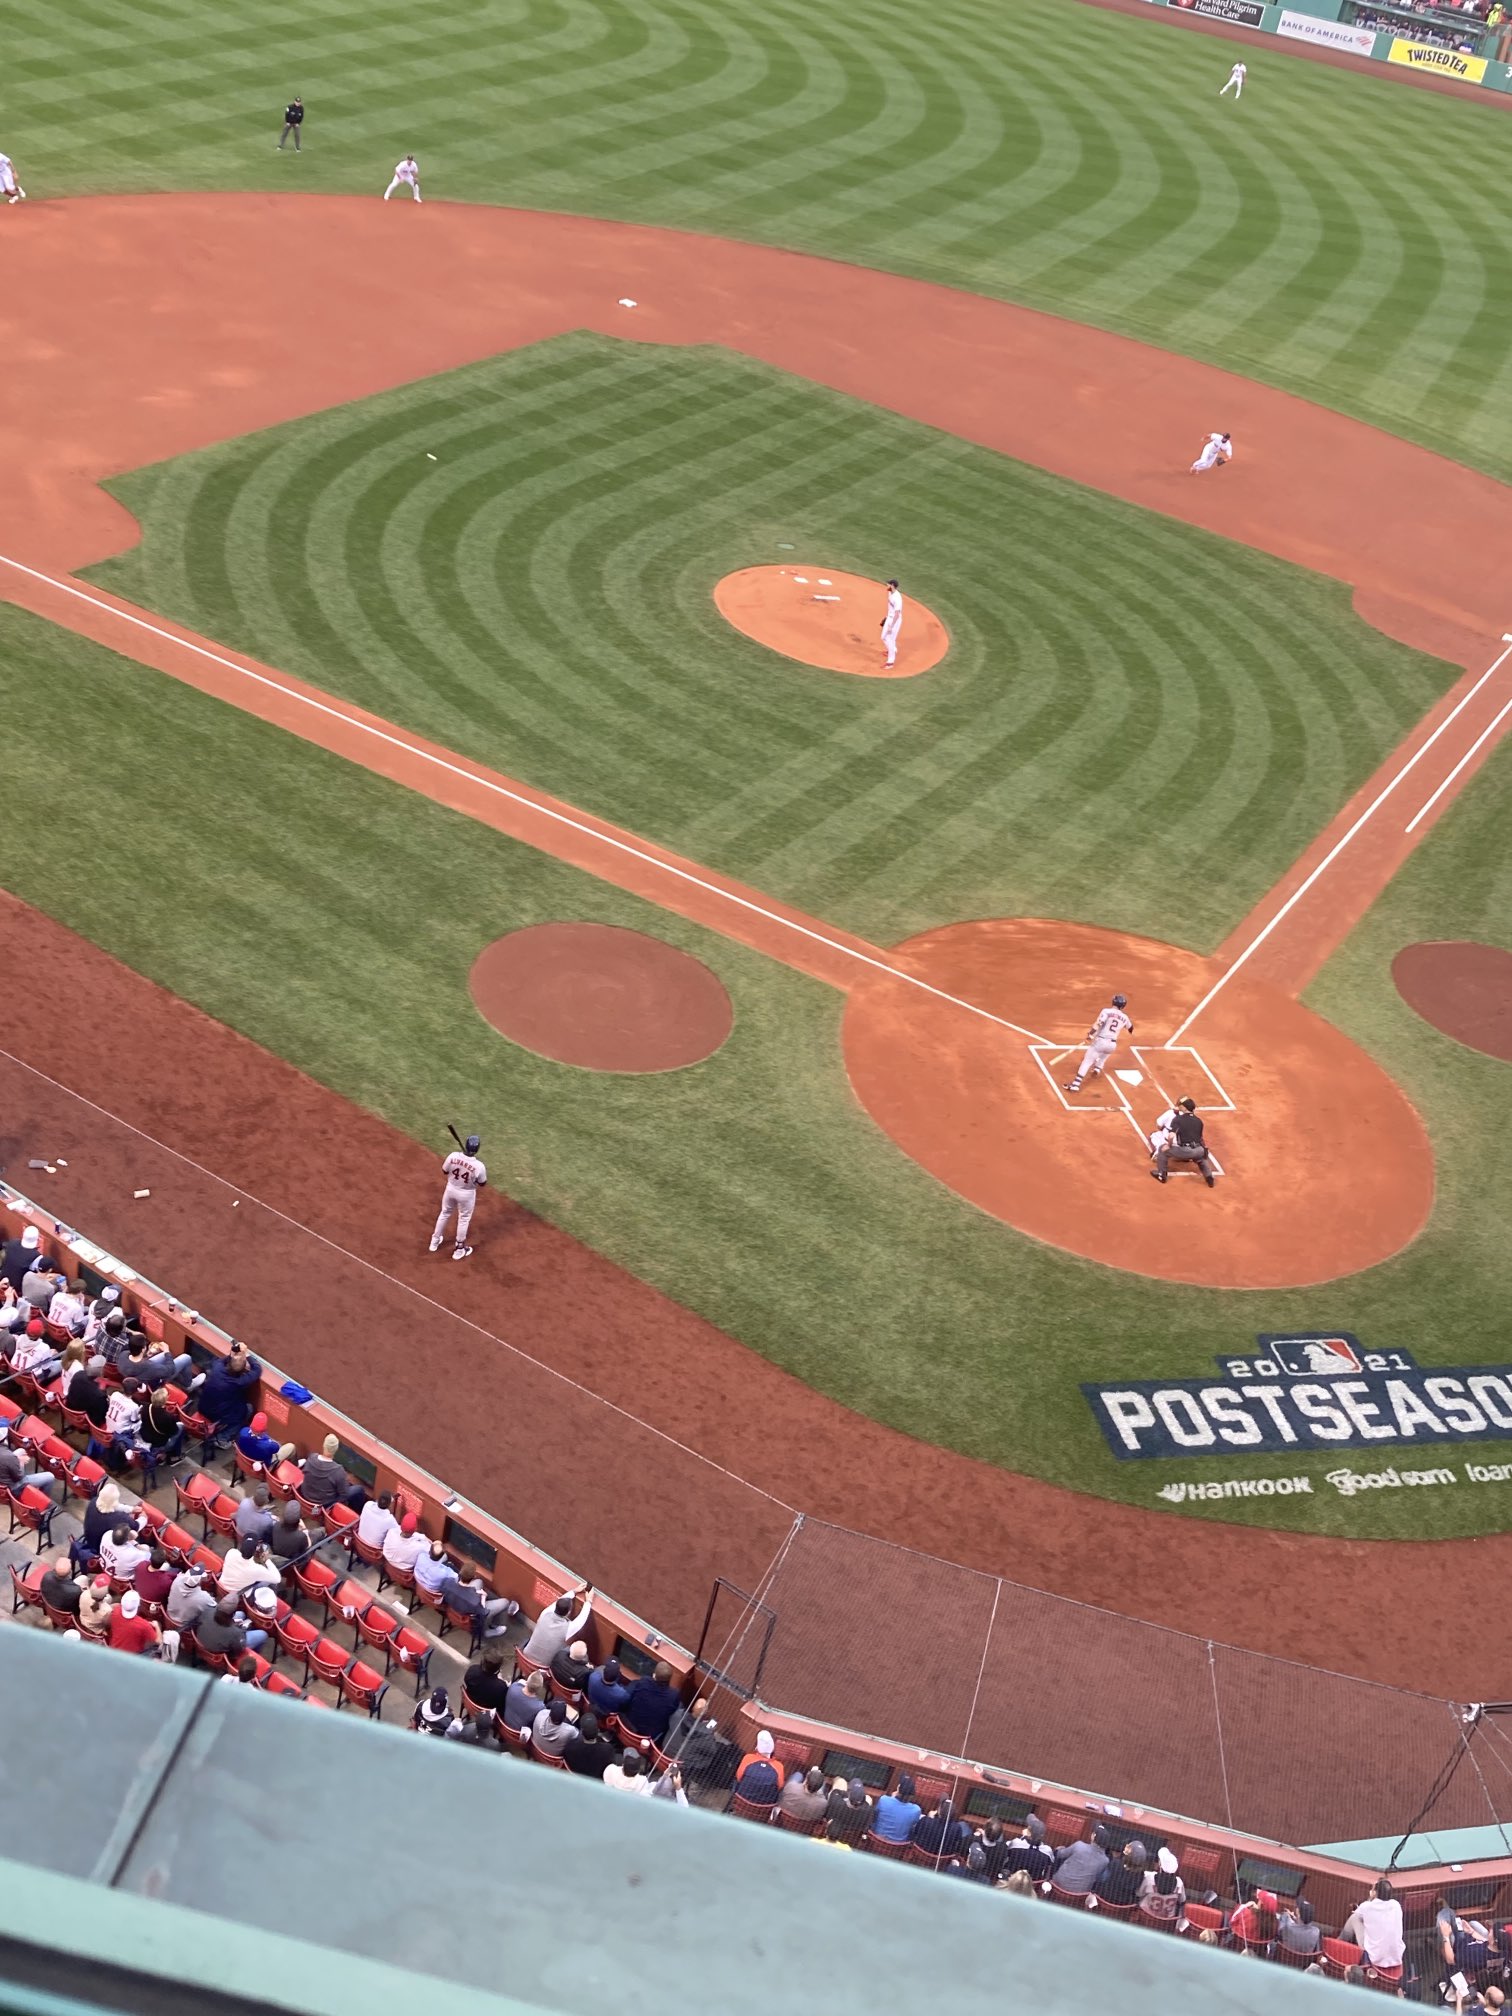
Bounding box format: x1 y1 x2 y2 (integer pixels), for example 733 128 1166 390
1221 62 1246 99
0 154 27 204
1191 431 1232 474
880 578 903 668
1065 994 1133 1094
431 1134 486 1259
384 154 422 203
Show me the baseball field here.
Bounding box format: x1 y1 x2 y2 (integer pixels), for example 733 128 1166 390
5 0 1512 1674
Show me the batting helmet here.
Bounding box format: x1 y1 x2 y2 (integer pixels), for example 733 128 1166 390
1112 994 1128 1008
465 1134 481 1154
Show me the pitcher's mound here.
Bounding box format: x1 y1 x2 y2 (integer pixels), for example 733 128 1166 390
1393 941 1512 1062
714 565 949 678
470 923 733 1072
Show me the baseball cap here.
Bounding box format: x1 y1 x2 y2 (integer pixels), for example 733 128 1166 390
20 1227 38 1250
120 1591 140 1618
250 1412 268 1432
25 1319 43 1338
400 1513 417 1534
1256 1889 1280 1912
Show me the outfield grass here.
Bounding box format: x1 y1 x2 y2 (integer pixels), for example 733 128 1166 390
3 595 1511 1540
88 338 1451 956
12 0 1512 478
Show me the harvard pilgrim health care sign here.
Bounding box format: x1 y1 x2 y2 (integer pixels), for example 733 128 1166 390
1082 1335 1512 1462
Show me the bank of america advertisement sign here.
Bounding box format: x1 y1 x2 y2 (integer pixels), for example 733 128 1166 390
1083 1335 1512 1460
1276 10 1377 54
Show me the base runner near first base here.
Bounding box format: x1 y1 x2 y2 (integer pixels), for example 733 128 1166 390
1065 994 1133 1094
431 1135 486 1260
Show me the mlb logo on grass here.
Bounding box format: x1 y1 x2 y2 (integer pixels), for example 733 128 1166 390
1258 1333 1363 1377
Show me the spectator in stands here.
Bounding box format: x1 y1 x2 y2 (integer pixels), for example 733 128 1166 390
244 1584 280 1637
550 1637 593 1694
46 1278 88 1335
521 1583 594 1665
564 1711 618 1780
78 1479 130 1559
41 1555 82 1616
12 1319 63 1385
236 1412 293 1470
1003 1871 1036 1899
531 1699 579 1758
1436 1899 1500 1980
82 1283 121 1339
1227 1889 1279 1953
604 1750 652 1796
298 1432 363 1511
977 1820 1011 1883
1095 1839 1147 1908
101 1521 152 1581
166 1563 216 1638
413 1540 455 1602
138 1387 182 1461
620 1659 681 1743
462 1648 512 1715
78 1575 114 1636
109 1589 179 1661
268 1500 311 1572
197 1594 268 1660
947 1843 991 1883
651 1761 690 1807
912 1797 971 1863
127 1335 193 1391
825 1779 873 1845
413 1688 455 1736
1006 1815 1055 1884
22 1252 62 1315
356 1490 399 1554
133 1545 175 1609
89 1310 127 1367
1277 1897 1320 1958
222 1656 260 1687
662 1696 734 1786
66 1357 110 1430
1341 1878 1405 1977
0 1224 39 1292
441 1561 519 1639
218 1536 281 1601
779 1765 830 1829
104 1376 147 1449
502 1668 549 1733
587 1656 633 1721
382 1510 424 1580
0 1418 58 1501
1051 1824 1110 1897
871 1773 923 1845
196 1342 261 1438
234 1483 276 1546
733 1730 782 1807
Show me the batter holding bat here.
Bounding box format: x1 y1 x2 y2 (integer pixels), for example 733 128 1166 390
1065 993 1132 1094
430 1128 486 1260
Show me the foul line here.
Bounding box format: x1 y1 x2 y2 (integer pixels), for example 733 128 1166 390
0 1037 797 1515
1405 689 1512 835
0 555 1052 1050
1165 637 1512 1047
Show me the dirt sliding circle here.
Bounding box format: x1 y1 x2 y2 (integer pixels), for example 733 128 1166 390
469 923 733 1072
841 918 1434 1290
1393 941 1512 1062
714 566 949 679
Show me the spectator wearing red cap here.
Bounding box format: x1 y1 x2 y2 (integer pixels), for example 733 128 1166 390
382 1511 425 1579
78 1575 114 1636
1228 1889 1280 1953
12 1317 62 1383
236 1412 293 1470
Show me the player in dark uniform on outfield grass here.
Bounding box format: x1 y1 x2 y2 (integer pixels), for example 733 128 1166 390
278 97 305 152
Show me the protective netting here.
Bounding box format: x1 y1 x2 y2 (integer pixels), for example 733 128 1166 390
695 1516 1505 1852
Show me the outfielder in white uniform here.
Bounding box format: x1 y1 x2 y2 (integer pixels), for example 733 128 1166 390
880 579 903 668
1221 62 1246 99
1191 431 1232 474
431 1135 486 1259
384 154 422 203
1065 995 1133 1094
0 155 27 204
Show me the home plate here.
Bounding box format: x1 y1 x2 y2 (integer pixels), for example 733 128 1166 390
1115 1070 1143 1086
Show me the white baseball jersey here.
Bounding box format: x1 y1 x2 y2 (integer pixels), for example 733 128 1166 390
1087 1005 1132 1049
393 158 419 184
442 1150 486 1189
885 586 902 624
0 155 15 191
1229 64 1246 81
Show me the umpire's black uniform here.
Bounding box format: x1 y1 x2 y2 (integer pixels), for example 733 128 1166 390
279 98 305 151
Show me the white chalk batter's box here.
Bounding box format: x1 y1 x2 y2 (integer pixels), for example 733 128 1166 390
1026 1041 1230 1172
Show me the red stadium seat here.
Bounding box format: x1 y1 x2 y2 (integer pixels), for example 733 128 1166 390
336 1660 388 1718
728 1794 776 1823
387 1625 431 1694
5 1484 56 1552
174 1471 221 1536
1180 1903 1226 1939
1322 1938 1365 1978
9 1560 46 1615
305 1636 353 1691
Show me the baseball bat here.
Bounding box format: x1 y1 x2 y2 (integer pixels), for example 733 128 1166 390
447 1123 465 1151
